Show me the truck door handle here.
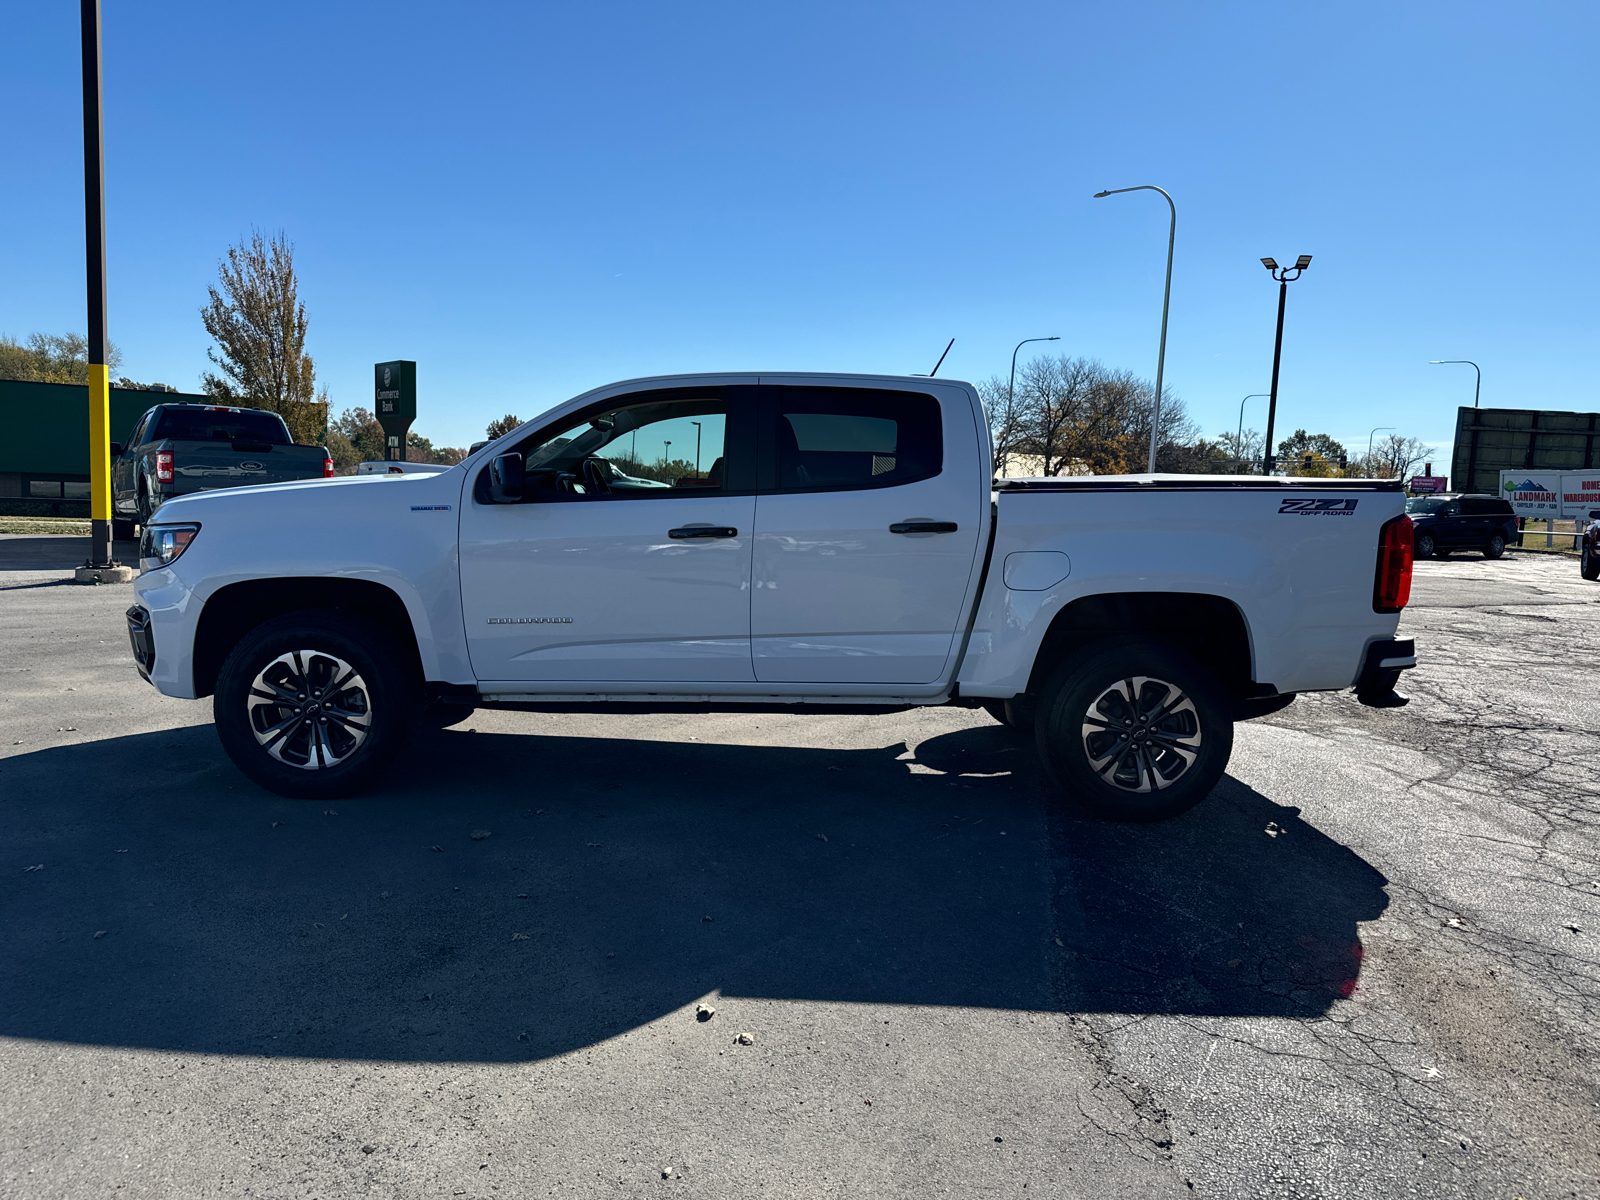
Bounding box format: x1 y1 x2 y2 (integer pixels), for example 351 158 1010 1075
889 521 958 534
668 526 739 539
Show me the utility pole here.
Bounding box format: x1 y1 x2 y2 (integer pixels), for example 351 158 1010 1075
78 0 124 579
1259 255 1312 474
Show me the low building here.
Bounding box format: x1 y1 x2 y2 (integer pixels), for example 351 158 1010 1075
0 379 208 515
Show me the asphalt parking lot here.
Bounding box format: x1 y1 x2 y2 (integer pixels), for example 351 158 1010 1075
2 535 1596 1199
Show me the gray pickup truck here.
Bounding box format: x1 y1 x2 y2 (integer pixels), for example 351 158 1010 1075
111 402 332 538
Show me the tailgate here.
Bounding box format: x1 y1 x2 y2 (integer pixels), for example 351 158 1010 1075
165 441 327 489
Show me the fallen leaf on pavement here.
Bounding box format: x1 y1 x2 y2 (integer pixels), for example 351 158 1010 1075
430 845 443 852
696 1004 716 1022
816 834 829 842
512 932 530 941
93 931 107 938
734 1032 755 1046
23 864 43 872
471 830 491 840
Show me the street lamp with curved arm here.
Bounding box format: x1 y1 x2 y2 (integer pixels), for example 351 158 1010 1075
1000 336 1060 477
1237 393 1269 448
1429 360 1481 408
1094 185 1176 473
1368 426 1395 475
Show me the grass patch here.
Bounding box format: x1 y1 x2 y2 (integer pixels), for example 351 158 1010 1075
0 517 93 536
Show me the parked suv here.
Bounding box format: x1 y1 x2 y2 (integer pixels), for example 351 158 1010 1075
1404 493 1518 559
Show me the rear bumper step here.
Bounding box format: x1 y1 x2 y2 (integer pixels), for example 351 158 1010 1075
1355 637 1415 707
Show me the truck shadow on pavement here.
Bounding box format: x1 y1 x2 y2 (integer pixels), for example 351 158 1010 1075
1 719 1387 1062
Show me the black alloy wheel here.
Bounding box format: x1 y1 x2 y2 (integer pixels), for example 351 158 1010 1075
1415 531 1437 559
1483 532 1506 559
213 610 416 799
1034 636 1232 822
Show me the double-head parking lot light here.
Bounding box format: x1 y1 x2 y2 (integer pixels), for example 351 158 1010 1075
1260 254 1312 473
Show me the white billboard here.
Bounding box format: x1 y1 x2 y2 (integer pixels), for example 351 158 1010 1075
1500 470 1600 518
1563 473 1600 519
1500 471 1562 517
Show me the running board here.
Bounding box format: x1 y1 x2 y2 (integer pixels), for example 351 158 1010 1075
478 691 948 706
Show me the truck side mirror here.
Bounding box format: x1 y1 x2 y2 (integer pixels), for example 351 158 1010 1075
110 443 123 458
489 453 524 503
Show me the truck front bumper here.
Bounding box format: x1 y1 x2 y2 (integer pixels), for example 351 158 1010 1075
1355 637 1415 707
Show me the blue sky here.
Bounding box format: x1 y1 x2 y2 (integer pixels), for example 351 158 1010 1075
4 1 1596 465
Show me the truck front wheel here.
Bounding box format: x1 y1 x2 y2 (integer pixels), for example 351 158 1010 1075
1034 637 1233 822
213 611 416 799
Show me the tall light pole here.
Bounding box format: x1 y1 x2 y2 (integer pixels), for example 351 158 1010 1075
1259 255 1313 474
1429 360 1481 408
662 439 671 468
690 421 702 474
81 0 116 571
1095 185 1175 473
1368 426 1394 477
1004 336 1059 475
1237 393 1269 468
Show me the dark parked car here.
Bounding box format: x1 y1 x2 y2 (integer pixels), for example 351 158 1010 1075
111 403 333 539
1582 509 1600 581
1404 493 1519 559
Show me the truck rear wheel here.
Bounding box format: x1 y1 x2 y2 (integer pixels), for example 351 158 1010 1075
213 610 417 799
1034 637 1232 822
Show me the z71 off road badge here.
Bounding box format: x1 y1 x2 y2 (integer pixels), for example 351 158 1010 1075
1278 498 1359 516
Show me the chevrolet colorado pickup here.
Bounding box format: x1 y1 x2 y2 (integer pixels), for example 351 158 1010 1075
127 373 1417 820
110 402 334 538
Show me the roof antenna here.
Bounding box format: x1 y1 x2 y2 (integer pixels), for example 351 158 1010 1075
928 338 954 377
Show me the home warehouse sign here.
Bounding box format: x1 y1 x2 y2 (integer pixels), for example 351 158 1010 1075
1499 470 1600 519
374 360 416 461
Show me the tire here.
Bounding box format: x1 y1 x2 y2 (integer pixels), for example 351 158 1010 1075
1483 532 1506 559
981 696 1036 734
213 610 418 799
112 518 137 541
1034 637 1233 822
418 699 475 730
1583 547 1600 581
1415 532 1436 559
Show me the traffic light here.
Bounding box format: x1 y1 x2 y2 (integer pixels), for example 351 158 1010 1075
1338 454 1348 470
1302 453 1315 471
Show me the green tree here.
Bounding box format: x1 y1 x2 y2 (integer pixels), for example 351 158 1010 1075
485 414 522 440
330 407 386 465
0 332 122 383
199 231 328 443
1276 429 1346 463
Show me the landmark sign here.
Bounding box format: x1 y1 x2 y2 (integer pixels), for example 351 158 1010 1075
374 360 416 461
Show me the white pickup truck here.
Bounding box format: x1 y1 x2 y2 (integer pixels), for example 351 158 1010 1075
127 373 1417 820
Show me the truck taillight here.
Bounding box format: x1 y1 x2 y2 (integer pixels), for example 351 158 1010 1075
1373 515 1413 613
323 455 335 478
155 451 174 484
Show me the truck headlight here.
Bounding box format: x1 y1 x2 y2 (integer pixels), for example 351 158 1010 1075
140 523 200 571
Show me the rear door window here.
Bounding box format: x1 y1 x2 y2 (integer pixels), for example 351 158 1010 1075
762 388 942 493
152 408 292 444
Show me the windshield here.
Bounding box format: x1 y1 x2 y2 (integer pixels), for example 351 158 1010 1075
1405 497 1445 514
152 408 292 444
